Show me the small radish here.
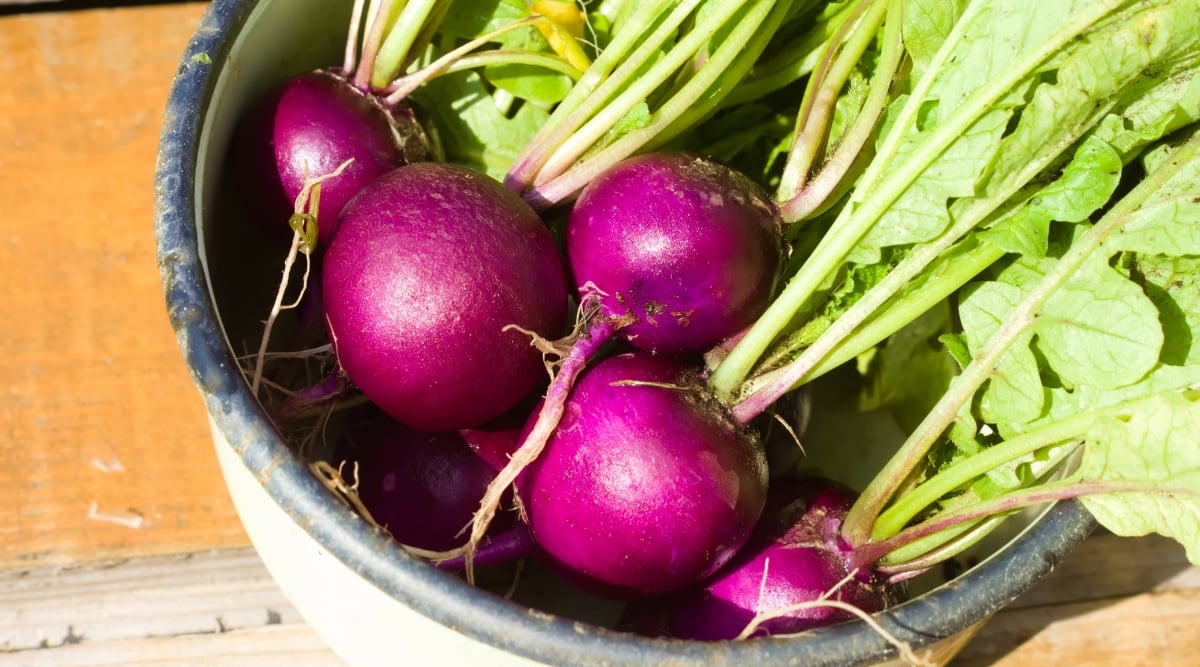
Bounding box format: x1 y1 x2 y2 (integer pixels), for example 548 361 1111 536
621 478 900 639
331 408 535 570
567 151 783 354
516 352 769 598
231 69 432 246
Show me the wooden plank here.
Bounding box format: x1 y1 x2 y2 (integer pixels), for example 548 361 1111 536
0 547 343 666
953 533 1200 665
955 590 1200 666
0 537 1195 666
0 2 250 570
3 625 343 667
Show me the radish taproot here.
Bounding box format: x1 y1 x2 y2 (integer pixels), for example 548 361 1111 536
516 352 769 599
322 161 568 433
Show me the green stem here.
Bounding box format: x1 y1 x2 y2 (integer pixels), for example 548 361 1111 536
853 477 1185 570
733 18 1133 423
343 0 369 75
853 481 1074 568
873 431 1089 541
787 238 1003 382
708 0 1125 401
719 1 857 108
843 126 1200 547
354 0 400 90
381 17 555 105
371 0 442 88
778 0 902 220
874 515 999 574
777 0 887 204
435 50 583 80
856 432 1082 571
526 0 793 208
530 0 756 190
877 371 1200 541
504 0 692 191
647 0 801 150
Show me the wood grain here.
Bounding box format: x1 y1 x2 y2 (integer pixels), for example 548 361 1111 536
953 533 1200 666
0 537 1194 666
0 547 342 666
0 2 249 570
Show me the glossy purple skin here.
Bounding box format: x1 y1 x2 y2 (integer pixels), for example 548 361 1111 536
322 162 568 432
234 69 431 246
335 418 517 552
518 352 769 599
622 479 896 640
567 152 782 353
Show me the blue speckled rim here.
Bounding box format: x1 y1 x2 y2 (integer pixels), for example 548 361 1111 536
153 2 1096 665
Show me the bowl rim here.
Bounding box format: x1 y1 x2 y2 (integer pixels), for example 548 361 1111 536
153 2 1096 665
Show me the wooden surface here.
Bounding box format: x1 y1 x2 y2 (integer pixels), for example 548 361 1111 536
0 1 247 570
0 3 1196 666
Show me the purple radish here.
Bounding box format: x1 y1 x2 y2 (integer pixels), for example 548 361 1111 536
232 69 432 246
622 478 901 639
228 0 448 248
322 162 568 433
333 410 527 558
568 151 783 353
463 152 782 565
516 352 769 599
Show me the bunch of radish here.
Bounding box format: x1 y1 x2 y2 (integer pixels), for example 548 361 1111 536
231 0 1200 646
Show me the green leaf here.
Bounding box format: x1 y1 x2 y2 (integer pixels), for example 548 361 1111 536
440 0 535 47
827 67 871 154
1080 390 1200 565
1037 254 1164 390
1106 196 1200 255
484 63 574 105
981 137 1123 257
593 101 652 151
1136 255 1200 367
855 0 1092 254
901 0 968 80
1040 364 1200 432
412 70 549 179
1103 139 1200 255
939 332 972 370
857 303 960 433
1091 60 1200 161
959 282 1045 424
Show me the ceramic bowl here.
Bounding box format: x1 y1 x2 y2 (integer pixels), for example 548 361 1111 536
154 1 1096 665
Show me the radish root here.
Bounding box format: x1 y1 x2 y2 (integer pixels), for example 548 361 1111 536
249 158 354 398
738 560 932 666
460 294 618 584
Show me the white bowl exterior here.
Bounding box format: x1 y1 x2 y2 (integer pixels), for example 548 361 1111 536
211 420 547 667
